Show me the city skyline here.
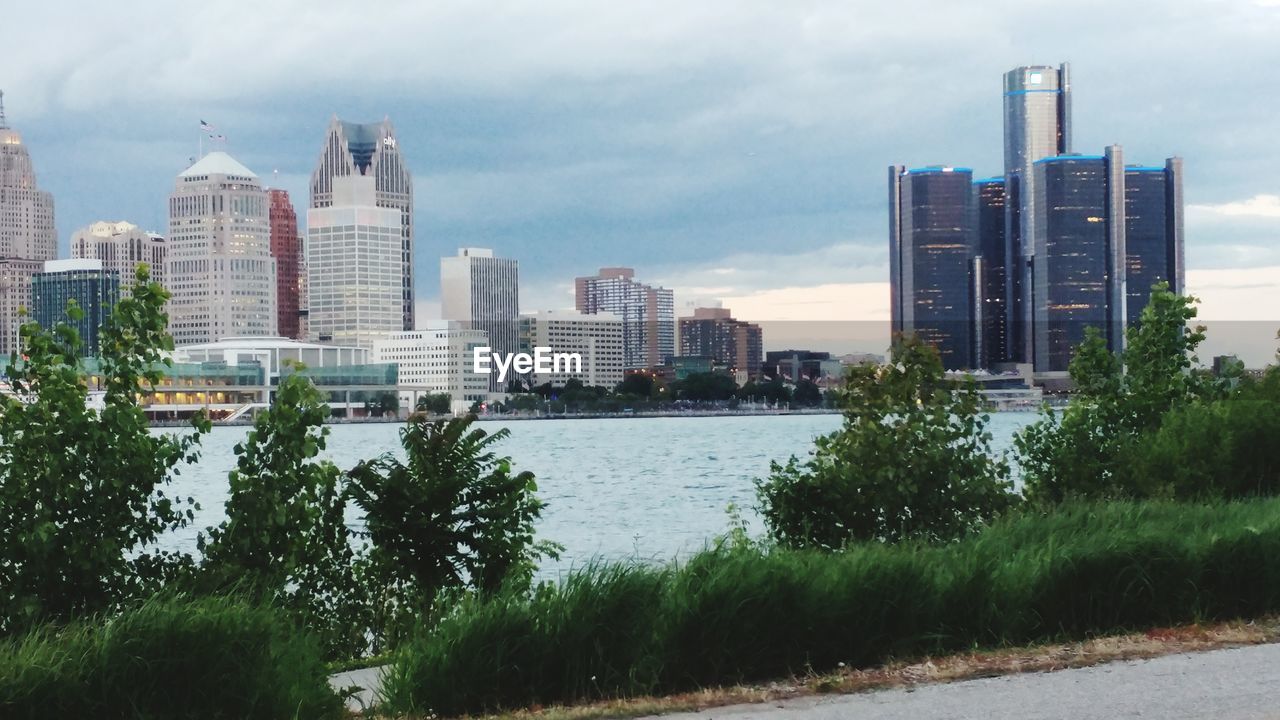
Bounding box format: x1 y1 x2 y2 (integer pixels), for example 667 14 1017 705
2 1 1278 362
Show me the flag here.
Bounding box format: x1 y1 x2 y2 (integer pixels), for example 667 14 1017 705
200 120 214 132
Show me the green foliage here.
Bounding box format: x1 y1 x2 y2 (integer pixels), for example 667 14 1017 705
615 372 657 398
670 372 737 402
415 392 452 415
201 370 365 659
346 415 559 651
382 498 1280 717
738 377 792 405
791 379 823 407
0 268 209 634
756 336 1012 548
0 593 342 720
1017 283 1217 503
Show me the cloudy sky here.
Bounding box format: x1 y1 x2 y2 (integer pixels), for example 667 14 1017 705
4 0 1278 362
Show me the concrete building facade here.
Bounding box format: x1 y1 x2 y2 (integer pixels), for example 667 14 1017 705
518 309 625 389
166 152 277 345
574 267 675 371
70 221 165 289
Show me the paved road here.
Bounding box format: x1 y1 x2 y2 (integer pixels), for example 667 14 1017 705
640 644 1280 720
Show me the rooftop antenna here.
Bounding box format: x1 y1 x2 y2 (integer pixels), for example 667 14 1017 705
0 90 8 130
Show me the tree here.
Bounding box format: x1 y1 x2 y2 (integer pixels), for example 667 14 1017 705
0 268 209 633
1016 283 1211 503
201 370 364 659
673 372 737 402
345 415 559 649
791 379 823 408
616 372 656 398
415 393 452 415
756 336 1012 549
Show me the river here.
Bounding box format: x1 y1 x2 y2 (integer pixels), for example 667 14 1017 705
164 413 1035 573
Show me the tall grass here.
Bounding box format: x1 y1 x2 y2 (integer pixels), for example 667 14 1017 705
0 593 343 720
383 499 1280 717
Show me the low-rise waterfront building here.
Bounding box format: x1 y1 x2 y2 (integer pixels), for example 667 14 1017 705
371 322 491 414
518 309 625 389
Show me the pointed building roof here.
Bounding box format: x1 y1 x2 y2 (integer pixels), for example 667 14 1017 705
180 151 257 179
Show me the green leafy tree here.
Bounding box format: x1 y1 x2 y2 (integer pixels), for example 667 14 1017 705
756 336 1013 548
345 415 559 649
616 372 656 398
791 379 823 408
0 268 209 633
1016 283 1210 503
415 393 452 415
200 370 364 659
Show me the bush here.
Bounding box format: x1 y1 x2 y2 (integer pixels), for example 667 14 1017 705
346 415 559 652
381 499 1280 717
201 370 365 660
0 268 209 634
757 336 1013 548
0 594 342 720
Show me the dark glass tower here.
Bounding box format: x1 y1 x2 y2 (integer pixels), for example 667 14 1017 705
889 165 976 370
973 178 1007 365
1004 64 1071 363
1030 146 1126 373
1124 158 1185 325
32 260 120 357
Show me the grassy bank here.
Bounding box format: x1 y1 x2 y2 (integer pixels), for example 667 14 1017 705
0 594 342 720
382 499 1280 716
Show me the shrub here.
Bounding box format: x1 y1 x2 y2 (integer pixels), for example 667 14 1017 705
757 336 1013 548
346 414 559 651
0 268 209 634
201 370 365 660
0 593 342 720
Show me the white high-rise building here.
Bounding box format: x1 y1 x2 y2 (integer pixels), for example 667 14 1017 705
441 248 519 389
310 117 414 331
306 176 402 349
166 152 277 345
371 322 491 414
70 221 166 288
0 91 57 354
518 310 625 389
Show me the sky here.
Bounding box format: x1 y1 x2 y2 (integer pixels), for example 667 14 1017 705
3 0 1278 363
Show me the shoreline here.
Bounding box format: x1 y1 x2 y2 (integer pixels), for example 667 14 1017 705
148 407 843 428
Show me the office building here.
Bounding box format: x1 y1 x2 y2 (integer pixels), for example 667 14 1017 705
371 323 491 414
70 221 166 289
1124 158 1186 324
310 116 414 331
166 151 277 345
1030 147 1126 374
306 176 402 349
1004 63 1071 362
32 259 120 356
441 248 519 389
519 309 625 389
268 189 304 339
575 267 675 370
973 178 1008 365
0 92 57 354
678 307 763 377
888 165 977 370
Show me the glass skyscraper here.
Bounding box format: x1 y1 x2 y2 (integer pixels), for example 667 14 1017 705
888 165 976 370
32 259 120 357
973 178 1007 366
1031 146 1126 374
1124 158 1185 325
1004 64 1071 363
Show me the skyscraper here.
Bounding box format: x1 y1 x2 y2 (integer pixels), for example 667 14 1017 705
310 117 414 331
888 165 977 370
0 91 57 354
1124 158 1185 325
70 221 166 289
166 151 277 345
268 189 303 339
973 178 1007 365
519 310 625 389
678 307 764 377
575 267 675 371
1004 64 1071 362
1030 146 1126 374
306 176 402 349
441 248 519 390
32 259 120 357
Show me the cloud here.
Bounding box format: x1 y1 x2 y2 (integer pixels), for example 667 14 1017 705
1189 194 1280 218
